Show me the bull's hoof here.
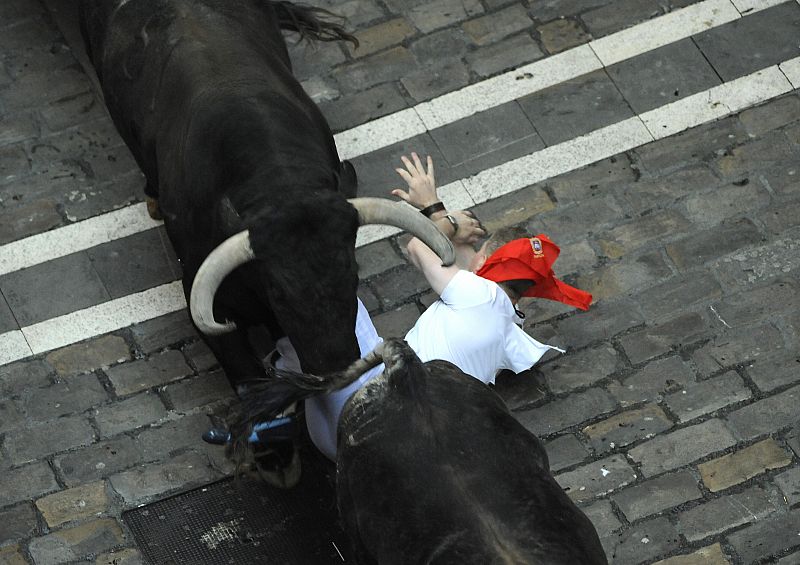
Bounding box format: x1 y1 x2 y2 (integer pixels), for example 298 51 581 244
146 196 163 220
253 441 301 489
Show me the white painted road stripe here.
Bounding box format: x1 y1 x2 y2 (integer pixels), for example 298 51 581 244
2 60 798 365
780 56 800 88
0 202 159 276
0 0 791 275
20 281 186 355
588 0 740 67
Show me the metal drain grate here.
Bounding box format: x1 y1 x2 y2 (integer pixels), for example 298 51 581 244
123 452 351 564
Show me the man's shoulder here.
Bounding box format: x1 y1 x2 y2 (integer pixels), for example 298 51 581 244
441 270 496 305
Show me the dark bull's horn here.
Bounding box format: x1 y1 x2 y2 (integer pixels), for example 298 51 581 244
190 197 456 335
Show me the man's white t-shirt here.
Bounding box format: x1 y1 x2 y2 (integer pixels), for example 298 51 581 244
405 270 562 385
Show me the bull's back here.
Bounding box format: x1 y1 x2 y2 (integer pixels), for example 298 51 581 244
338 360 607 564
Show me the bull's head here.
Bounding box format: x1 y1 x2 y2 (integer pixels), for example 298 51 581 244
189 196 454 373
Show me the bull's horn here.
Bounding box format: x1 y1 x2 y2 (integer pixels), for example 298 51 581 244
190 230 254 335
348 197 455 266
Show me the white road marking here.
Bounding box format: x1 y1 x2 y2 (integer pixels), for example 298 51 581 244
780 56 800 88
0 203 160 276
0 330 32 365
20 281 186 355
589 0 740 67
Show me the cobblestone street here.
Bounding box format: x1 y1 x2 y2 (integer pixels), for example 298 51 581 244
1 0 799 563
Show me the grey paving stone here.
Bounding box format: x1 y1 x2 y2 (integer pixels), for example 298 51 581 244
182 340 217 373
55 436 143 487
543 434 590 472
0 358 52 397
307 0 384 27
0 251 110 326
319 83 408 133
0 502 38 544
106 350 192 397
0 198 63 245
692 323 785 376
529 0 611 22
627 418 737 477
775 466 800 506
87 229 178 299
577 250 673 303
515 387 618 437
760 199 800 236
129 310 198 353
349 133 449 199
0 144 31 185
635 274 723 321
408 0 483 33
408 27 469 66
712 279 800 330
666 218 763 271
332 47 416 93
555 454 638 503
465 33 544 78
738 94 800 138
620 312 711 366
356 240 404 280
0 398 23 434
538 194 625 244
164 370 236 412
0 0 45 22
358 283 380 313
555 298 644 350
27 518 126 565
745 349 800 393
713 131 799 181
370 263 431 310
711 230 800 291
545 155 637 205
608 39 720 114
2 67 93 114
583 404 673 454
665 371 751 422
430 101 542 167
725 384 800 440
38 90 106 133
461 4 533 46
617 166 721 215
0 293 17 333
681 179 771 227
726 507 800 564
677 485 780 543
94 392 167 437
59 172 144 224
610 355 695 407
582 500 623 539
470 185 555 235
348 17 415 58
632 117 749 175
518 70 634 146
694 2 800 81
541 345 621 393
22 373 108 420
402 60 471 102
135 412 213 462
580 0 662 37
537 18 591 55
493 367 547 411
606 516 681 564
0 461 58 508
779 552 800 565
548 239 597 278
372 302 421 339
613 470 702 522
109 451 221 506
599 210 692 259
788 424 800 458
6 415 95 465
46 335 131 376
0 111 39 147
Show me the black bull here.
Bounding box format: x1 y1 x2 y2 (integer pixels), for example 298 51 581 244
79 0 452 382
233 338 608 565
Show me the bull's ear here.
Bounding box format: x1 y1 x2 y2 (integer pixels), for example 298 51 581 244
335 160 358 199
219 197 245 234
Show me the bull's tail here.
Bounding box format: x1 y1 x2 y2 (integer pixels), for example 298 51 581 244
227 342 385 459
271 1 359 47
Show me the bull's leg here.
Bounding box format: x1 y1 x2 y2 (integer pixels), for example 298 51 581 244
202 330 266 394
146 195 162 220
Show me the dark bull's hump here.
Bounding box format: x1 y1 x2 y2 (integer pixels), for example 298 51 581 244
336 347 608 564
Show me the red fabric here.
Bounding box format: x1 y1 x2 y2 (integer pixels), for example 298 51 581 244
475 235 592 311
